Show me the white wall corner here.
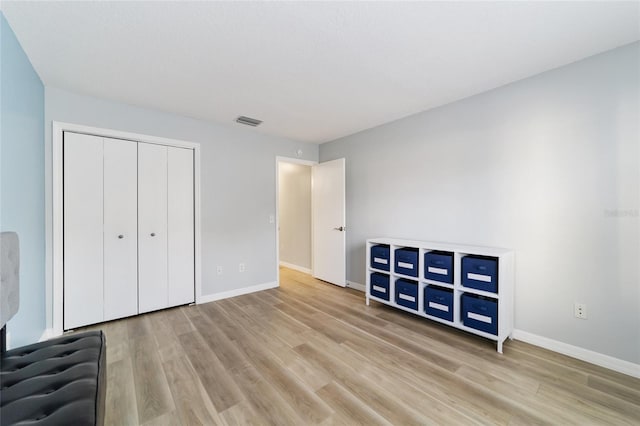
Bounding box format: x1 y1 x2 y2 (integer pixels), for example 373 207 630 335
197 281 279 305
512 329 640 379
346 281 366 292
279 261 312 275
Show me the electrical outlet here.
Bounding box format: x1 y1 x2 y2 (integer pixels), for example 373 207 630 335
217 266 223 275
239 263 245 273
574 302 587 319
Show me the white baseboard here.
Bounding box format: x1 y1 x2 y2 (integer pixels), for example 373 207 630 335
39 328 56 342
346 281 365 292
279 261 311 274
513 329 640 378
197 281 278 305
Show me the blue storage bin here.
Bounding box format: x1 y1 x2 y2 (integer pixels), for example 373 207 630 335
424 286 453 321
370 245 390 271
395 279 418 310
370 273 390 301
395 248 419 277
462 255 498 293
461 293 498 335
424 251 454 284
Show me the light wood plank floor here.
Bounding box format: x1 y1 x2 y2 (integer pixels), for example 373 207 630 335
79 267 640 425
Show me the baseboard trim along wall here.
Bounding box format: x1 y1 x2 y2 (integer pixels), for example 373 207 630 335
38 328 55 344
279 261 311 274
512 329 640 378
197 281 279 305
354 280 638 377
346 281 365 292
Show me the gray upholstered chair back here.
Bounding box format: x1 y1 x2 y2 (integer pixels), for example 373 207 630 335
1 232 20 328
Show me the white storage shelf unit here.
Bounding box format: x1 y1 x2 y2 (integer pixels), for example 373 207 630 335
366 238 514 353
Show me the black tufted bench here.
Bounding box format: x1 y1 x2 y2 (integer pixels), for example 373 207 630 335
0 331 106 426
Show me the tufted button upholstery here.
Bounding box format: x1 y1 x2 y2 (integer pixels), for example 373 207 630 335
0 331 106 426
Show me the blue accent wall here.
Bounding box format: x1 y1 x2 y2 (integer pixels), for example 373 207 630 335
1 13 46 347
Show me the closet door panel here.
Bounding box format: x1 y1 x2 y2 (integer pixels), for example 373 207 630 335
167 147 195 307
63 132 104 329
103 138 138 321
138 143 169 313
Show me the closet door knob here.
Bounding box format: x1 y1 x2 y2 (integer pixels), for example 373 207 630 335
118 235 124 239
150 233 156 237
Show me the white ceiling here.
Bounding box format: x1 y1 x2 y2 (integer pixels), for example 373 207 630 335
2 1 639 144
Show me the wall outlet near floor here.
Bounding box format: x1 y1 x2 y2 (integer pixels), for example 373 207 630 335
574 302 587 319
217 266 223 275
239 263 245 272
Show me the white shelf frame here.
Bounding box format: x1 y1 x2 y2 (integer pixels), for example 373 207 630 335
366 237 514 353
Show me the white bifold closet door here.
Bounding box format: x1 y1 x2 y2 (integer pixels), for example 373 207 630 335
138 143 194 313
64 133 138 329
137 143 169 313
64 133 195 330
103 139 138 321
167 147 195 307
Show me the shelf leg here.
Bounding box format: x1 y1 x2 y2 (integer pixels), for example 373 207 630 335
366 295 370 306
497 340 503 354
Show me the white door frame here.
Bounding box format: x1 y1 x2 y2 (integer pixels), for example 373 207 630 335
275 156 317 285
51 121 202 335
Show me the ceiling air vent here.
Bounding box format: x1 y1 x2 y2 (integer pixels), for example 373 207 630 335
235 116 263 127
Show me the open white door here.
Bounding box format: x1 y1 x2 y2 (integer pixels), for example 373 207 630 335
312 158 346 287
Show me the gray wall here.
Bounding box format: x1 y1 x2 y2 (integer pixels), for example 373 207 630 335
1 14 46 347
44 87 318 321
278 162 312 270
320 42 639 364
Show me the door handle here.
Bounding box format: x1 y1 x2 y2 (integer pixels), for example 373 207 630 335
118 235 124 239
150 233 156 237
333 226 346 232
